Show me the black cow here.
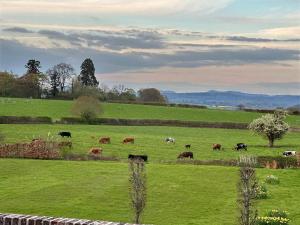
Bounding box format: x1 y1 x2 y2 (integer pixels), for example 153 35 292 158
235 143 247 151
128 154 148 162
185 144 191 149
58 131 71 138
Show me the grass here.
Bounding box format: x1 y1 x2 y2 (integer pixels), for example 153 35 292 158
1 97 299 126
1 124 299 161
0 159 299 225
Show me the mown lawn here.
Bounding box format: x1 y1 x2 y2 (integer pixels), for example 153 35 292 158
0 159 299 225
1 97 299 126
0 124 299 161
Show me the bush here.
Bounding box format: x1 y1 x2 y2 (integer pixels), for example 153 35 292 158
257 156 298 169
71 96 102 122
265 175 280 185
267 210 288 218
255 184 269 199
256 216 290 225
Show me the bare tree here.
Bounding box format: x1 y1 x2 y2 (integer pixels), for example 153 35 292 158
54 63 75 92
129 160 147 224
237 156 258 225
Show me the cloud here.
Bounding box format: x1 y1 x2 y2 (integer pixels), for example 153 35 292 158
225 36 300 42
1 0 234 15
2 27 34 33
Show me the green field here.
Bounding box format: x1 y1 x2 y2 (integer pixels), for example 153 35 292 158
1 124 299 161
1 97 299 126
0 159 299 225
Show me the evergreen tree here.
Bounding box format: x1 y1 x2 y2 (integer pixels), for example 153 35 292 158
25 59 41 74
79 58 99 86
46 68 60 97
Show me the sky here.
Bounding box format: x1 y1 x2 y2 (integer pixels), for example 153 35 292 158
0 0 300 95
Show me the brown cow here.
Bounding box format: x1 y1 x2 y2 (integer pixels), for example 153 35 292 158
212 144 222 150
89 147 103 155
123 137 134 144
177 151 193 159
99 137 111 144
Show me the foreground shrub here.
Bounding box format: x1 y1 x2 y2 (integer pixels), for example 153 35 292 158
267 210 288 218
255 184 268 199
265 175 280 185
256 216 289 225
257 156 297 169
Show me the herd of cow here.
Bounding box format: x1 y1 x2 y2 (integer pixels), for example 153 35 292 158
57 131 252 162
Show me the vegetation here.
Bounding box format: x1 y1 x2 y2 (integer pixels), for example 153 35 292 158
249 111 289 147
265 175 280 185
237 156 258 225
138 88 166 103
129 160 147 224
71 96 102 122
79 58 99 86
1 98 300 126
1 124 299 161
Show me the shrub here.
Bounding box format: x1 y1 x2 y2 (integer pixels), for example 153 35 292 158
267 210 288 218
257 156 298 169
71 96 102 122
265 175 280 185
256 216 289 225
255 184 268 199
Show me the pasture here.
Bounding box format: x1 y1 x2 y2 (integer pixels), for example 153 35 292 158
0 159 299 225
0 97 299 126
1 124 299 161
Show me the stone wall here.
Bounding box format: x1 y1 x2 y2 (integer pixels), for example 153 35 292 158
0 213 139 225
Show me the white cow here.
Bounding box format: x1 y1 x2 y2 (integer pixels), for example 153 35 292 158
165 137 175 144
283 151 296 157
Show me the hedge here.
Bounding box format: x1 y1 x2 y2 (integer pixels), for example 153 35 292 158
59 117 249 129
0 116 52 124
257 156 298 169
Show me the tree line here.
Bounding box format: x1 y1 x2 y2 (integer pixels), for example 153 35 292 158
0 58 167 103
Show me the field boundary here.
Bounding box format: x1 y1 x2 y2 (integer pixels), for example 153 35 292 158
1 115 300 131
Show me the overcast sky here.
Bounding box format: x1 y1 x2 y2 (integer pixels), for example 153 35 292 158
0 0 300 95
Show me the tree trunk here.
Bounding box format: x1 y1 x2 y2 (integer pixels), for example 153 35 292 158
268 138 274 148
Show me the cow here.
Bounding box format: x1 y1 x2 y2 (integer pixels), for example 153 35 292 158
235 143 247 151
89 147 103 155
123 137 134 144
283 151 296 157
177 151 194 159
185 144 191 149
212 144 222 150
99 137 111 144
58 131 71 138
165 137 175 144
128 154 148 162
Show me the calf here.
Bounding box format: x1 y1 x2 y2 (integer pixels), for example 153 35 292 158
177 151 193 159
235 143 247 151
128 154 148 162
283 151 296 157
99 137 111 144
89 147 103 155
212 144 222 150
185 144 191 149
123 137 134 144
58 131 71 138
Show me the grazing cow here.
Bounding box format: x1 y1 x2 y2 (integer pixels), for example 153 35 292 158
99 137 111 144
212 144 222 150
235 143 247 151
185 144 191 149
123 137 134 144
128 154 148 162
165 137 175 144
58 131 71 138
283 151 296 157
89 147 103 155
177 151 194 159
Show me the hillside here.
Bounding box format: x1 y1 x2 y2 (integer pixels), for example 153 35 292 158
163 90 300 109
0 97 299 126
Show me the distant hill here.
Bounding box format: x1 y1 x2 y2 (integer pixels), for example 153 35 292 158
162 90 300 109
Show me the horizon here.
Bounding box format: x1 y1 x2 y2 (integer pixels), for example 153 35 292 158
1 0 300 95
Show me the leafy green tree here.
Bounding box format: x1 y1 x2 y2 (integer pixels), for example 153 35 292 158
71 96 102 122
248 110 289 147
25 59 41 74
79 58 99 86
